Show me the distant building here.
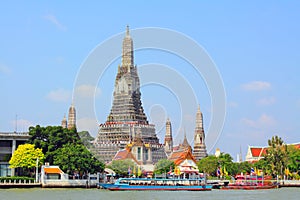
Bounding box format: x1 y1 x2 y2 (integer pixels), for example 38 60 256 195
245 142 300 162
0 132 30 176
215 148 221 157
93 26 166 163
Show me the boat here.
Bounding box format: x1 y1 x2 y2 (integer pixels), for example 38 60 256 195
221 174 279 190
99 178 212 191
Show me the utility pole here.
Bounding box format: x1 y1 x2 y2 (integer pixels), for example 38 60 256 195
36 158 39 183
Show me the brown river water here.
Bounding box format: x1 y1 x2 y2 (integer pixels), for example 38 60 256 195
0 187 299 200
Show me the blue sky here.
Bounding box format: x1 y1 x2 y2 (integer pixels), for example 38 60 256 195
1 1 300 160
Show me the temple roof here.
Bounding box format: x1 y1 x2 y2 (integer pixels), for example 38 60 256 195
113 148 140 165
250 147 268 157
169 148 196 166
247 143 300 161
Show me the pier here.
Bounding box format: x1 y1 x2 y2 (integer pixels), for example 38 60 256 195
279 180 300 187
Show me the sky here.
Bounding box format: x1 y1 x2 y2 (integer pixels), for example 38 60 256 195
1 1 300 161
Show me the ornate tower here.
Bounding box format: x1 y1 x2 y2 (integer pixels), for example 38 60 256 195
67 104 76 129
61 114 67 129
193 105 207 160
94 26 166 163
106 25 148 124
164 118 173 156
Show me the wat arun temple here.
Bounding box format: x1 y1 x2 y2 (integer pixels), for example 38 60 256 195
92 26 207 164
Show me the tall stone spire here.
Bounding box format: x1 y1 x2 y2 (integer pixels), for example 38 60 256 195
193 105 207 160
122 25 134 68
95 26 166 163
67 104 76 129
61 114 67 129
164 118 173 156
107 26 148 123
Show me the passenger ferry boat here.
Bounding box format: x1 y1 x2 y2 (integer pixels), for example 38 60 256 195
221 174 279 190
99 178 212 191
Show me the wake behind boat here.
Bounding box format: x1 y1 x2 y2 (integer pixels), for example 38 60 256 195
99 178 212 191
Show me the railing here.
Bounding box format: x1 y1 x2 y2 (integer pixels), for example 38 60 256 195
0 179 36 184
0 132 29 136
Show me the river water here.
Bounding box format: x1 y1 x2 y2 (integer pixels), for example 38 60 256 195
0 188 299 200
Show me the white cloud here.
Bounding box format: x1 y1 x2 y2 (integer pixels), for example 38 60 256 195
10 119 33 132
0 64 11 74
75 84 101 98
46 88 71 102
257 97 276 106
241 81 271 91
241 113 276 128
43 14 67 31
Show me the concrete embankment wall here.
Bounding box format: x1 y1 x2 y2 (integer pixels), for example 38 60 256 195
42 179 98 188
279 180 300 187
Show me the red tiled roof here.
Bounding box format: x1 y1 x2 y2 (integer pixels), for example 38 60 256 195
293 143 300 149
250 147 267 157
169 149 196 166
250 142 300 158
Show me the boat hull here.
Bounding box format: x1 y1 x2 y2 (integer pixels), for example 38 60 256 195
100 184 212 191
221 184 278 190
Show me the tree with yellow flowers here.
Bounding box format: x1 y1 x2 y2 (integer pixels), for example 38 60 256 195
9 144 45 174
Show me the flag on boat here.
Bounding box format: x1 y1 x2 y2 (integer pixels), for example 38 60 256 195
250 167 255 175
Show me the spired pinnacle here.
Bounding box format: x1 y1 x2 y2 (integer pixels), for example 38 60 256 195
122 25 134 67
126 25 130 36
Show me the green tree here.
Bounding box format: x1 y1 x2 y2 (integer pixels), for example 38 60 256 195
287 145 300 175
27 125 105 175
218 153 233 166
53 143 104 174
9 144 45 175
236 161 252 175
28 125 80 163
78 131 95 149
265 135 288 177
197 155 218 176
107 159 137 176
154 159 175 175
